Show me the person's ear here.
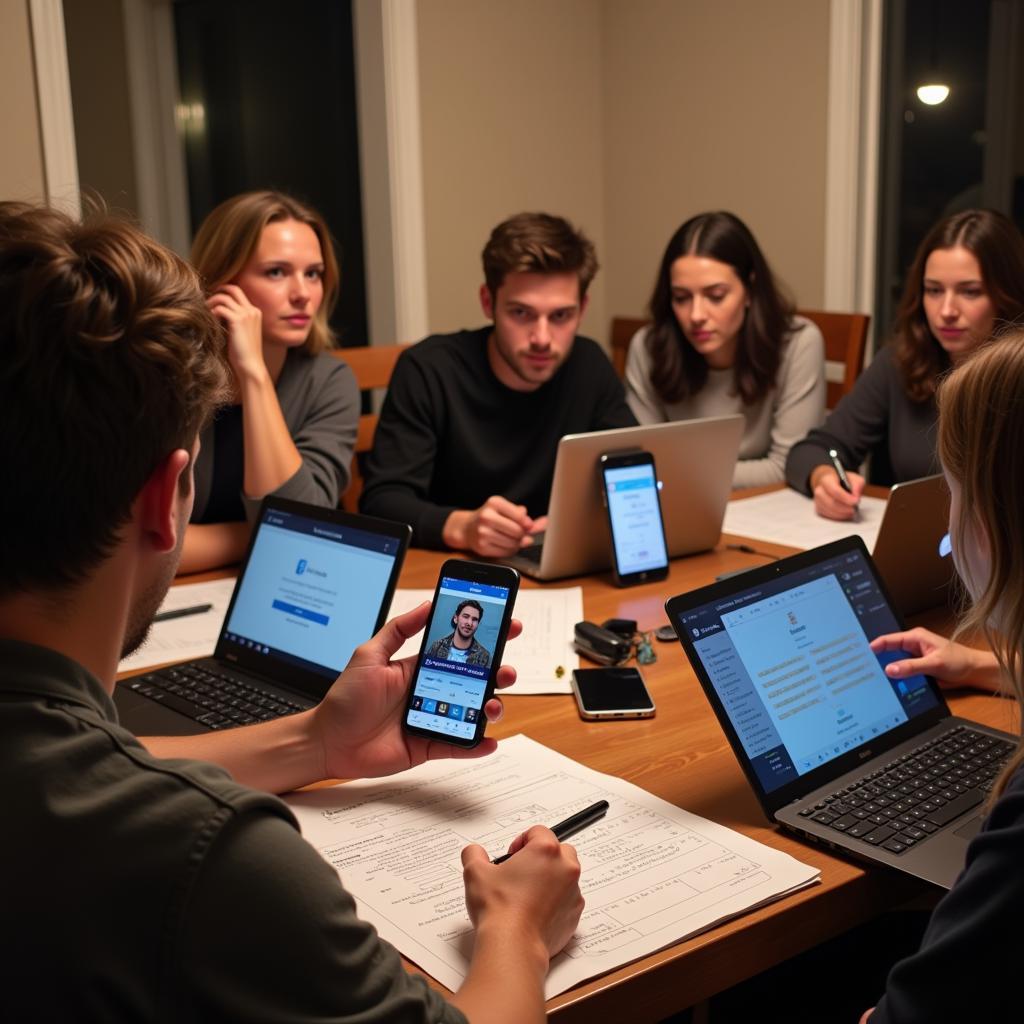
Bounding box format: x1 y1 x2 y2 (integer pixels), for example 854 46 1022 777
479 283 495 320
578 291 590 319
136 448 191 553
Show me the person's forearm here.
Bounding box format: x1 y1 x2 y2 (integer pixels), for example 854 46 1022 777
449 922 549 1024
179 522 251 574
140 708 323 793
967 649 1004 692
238 366 303 499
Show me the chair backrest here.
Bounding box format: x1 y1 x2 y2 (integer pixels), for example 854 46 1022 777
611 310 869 409
796 309 869 409
332 343 412 512
609 316 649 377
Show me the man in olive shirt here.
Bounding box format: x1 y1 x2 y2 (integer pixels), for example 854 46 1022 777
0 204 582 1022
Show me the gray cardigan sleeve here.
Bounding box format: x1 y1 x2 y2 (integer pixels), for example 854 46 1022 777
624 327 668 425
732 319 826 488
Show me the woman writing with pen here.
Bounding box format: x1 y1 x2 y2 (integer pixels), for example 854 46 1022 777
785 208 1024 520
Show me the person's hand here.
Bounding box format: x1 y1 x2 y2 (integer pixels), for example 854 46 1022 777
443 497 546 557
870 628 1002 693
312 602 520 780
462 826 584 959
859 1008 874 1024
207 284 266 382
810 465 865 520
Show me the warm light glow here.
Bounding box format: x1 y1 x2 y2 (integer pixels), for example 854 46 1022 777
917 83 950 105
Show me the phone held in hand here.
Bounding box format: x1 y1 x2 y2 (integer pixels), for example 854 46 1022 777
598 449 670 587
571 667 656 720
402 559 520 748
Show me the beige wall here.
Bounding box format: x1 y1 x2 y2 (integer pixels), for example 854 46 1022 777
416 0 608 342
0 0 46 202
602 0 830 322
416 0 831 346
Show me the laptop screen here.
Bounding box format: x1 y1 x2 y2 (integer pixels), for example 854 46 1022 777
221 504 405 682
674 545 940 796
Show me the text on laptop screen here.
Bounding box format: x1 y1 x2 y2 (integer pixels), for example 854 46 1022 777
225 509 401 679
676 548 940 795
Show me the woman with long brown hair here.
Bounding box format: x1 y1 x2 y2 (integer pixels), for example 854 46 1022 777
626 211 825 487
181 191 359 572
786 208 1024 520
858 333 1024 1021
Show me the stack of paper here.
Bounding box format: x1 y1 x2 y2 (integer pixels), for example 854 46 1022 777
286 734 819 998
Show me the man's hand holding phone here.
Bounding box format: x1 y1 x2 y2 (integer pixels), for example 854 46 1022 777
313 601 519 781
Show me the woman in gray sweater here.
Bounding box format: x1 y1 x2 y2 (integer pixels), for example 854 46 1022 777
181 191 359 572
786 208 1024 520
626 211 825 488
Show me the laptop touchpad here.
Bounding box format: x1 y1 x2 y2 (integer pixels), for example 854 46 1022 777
954 815 983 840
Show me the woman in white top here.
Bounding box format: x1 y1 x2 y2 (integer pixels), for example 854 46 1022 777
626 211 825 487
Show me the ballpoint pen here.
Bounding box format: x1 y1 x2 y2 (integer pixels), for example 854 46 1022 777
492 799 609 864
153 603 214 622
828 448 860 520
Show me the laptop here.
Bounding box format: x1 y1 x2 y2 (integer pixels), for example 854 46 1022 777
508 416 744 581
665 536 1016 890
115 496 411 736
872 474 953 616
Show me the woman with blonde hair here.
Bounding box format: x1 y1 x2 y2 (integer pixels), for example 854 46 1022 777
182 191 358 572
860 333 1024 1021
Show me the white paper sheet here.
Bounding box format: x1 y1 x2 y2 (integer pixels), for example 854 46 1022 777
388 587 581 694
286 734 819 998
118 578 236 673
722 488 887 551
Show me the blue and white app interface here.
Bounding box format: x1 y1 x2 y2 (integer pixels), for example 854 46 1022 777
225 510 399 678
406 576 510 741
678 549 940 794
605 462 668 575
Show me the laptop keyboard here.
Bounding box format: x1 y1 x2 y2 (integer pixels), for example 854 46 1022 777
797 725 1015 855
124 664 306 730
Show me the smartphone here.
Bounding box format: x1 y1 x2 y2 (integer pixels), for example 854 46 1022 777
598 450 670 586
403 559 520 748
571 667 656 720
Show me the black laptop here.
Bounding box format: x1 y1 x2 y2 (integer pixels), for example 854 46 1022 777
666 536 1016 890
115 497 411 736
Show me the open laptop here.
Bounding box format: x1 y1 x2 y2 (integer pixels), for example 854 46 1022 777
115 496 411 736
666 536 1015 890
872 474 953 616
507 416 744 580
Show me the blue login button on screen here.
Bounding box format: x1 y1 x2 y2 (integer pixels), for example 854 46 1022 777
272 599 330 626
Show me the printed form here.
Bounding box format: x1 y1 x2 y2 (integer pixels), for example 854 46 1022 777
286 735 819 998
389 588 581 694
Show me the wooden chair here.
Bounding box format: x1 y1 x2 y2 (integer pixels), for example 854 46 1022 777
796 309 869 409
332 343 412 512
609 310 869 408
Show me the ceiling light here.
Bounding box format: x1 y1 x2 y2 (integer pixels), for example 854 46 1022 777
917 84 950 105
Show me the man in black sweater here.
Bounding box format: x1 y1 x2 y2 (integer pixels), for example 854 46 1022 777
361 212 637 553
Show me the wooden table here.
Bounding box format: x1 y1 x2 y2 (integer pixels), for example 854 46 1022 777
392 534 1019 1022
159 500 1019 1022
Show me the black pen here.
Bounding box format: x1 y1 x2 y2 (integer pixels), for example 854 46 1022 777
828 448 860 520
492 799 609 864
153 603 214 622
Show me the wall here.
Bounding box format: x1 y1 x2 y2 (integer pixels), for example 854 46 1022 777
416 0 608 342
0 0 47 201
602 0 830 322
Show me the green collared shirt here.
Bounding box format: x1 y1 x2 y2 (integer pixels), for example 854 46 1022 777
0 638 466 1023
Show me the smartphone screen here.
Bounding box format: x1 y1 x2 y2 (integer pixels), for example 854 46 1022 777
572 667 656 719
601 454 669 584
403 561 519 747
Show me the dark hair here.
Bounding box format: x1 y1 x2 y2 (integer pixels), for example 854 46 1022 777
452 599 484 628
0 202 228 597
191 190 340 355
482 212 598 298
893 208 1024 403
645 211 796 405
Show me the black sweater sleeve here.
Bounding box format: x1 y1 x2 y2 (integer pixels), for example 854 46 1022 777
785 347 895 493
359 349 455 547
